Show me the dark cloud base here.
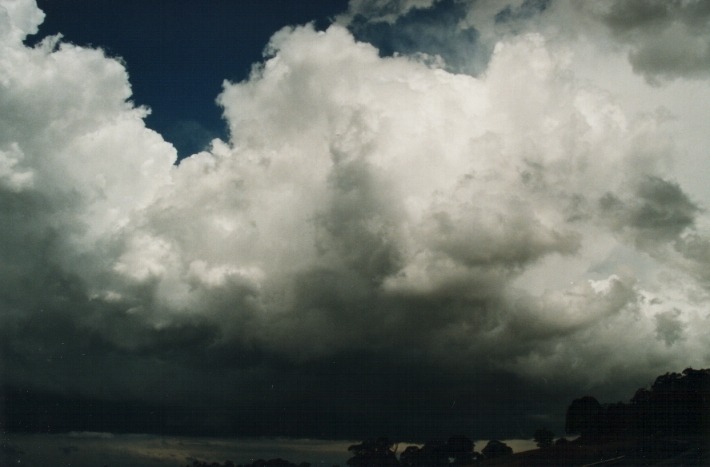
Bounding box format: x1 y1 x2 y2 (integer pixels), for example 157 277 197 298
2 359 572 442
2 362 694 443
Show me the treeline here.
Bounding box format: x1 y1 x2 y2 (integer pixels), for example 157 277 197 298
346 436 513 466
566 367 709 441
182 436 513 467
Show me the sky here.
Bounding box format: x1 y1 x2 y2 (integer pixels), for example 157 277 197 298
1 0 710 446
29 0 349 158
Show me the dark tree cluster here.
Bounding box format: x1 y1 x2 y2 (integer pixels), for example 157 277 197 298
347 438 399 466
565 367 710 441
480 439 513 459
346 436 512 466
532 427 554 449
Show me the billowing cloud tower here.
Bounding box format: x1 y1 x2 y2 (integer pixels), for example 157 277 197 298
2 0 709 439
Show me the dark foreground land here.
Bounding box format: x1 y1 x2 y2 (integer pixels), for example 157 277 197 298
477 435 708 466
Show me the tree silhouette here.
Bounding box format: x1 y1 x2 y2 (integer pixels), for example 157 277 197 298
639 367 710 436
399 440 448 466
398 445 422 467
554 437 569 446
533 427 554 449
564 367 709 441
602 402 633 436
347 437 399 466
446 435 475 464
565 396 602 440
481 440 512 459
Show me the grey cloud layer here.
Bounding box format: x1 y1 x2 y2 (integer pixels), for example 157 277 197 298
598 0 710 82
2 0 710 439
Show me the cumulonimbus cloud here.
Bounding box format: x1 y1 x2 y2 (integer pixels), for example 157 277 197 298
2 0 709 439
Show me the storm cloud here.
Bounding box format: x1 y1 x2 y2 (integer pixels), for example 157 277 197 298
1 0 710 441
598 0 710 82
